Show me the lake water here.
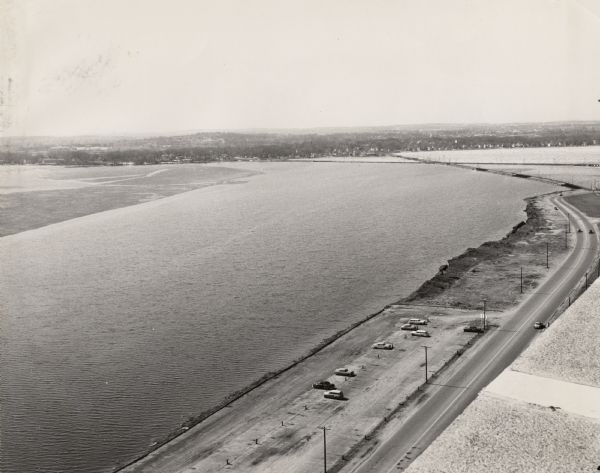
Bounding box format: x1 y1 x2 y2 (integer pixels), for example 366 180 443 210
0 161 558 473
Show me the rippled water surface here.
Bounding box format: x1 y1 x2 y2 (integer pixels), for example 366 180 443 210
0 161 558 472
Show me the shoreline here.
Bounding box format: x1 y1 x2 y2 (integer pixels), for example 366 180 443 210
115 187 569 472
398 153 587 190
402 191 559 309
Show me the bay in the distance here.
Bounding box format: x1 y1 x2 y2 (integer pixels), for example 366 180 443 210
0 161 557 473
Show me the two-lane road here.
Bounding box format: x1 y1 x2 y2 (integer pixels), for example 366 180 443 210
345 195 599 473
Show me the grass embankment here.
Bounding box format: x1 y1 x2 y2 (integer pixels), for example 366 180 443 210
402 193 569 311
565 192 600 218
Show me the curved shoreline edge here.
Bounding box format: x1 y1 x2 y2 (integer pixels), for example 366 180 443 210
402 193 548 308
113 187 565 472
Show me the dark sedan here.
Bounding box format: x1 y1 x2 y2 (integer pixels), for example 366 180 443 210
313 380 336 390
463 325 483 333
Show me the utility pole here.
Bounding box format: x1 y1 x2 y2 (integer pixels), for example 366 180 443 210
565 225 568 249
422 346 430 383
319 426 330 473
546 242 549 269
483 299 487 331
520 266 523 294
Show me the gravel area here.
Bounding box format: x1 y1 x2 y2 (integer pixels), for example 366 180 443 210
406 393 600 473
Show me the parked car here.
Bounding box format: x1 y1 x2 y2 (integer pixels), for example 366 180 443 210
313 380 336 390
411 330 431 337
577 228 583 233
533 321 546 329
401 323 418 331
590 229 595 234
334 367 356 377
372 341 394 350
324 389 344 400
463 325 483 333
408 318 428 325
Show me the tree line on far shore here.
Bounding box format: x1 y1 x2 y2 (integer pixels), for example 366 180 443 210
2 121 599 166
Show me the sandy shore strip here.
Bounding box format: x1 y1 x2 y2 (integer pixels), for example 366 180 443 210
116 191 573 473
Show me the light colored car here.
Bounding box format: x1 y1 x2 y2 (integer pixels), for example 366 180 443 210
334 367 356 377
401 323 417 331
324 389 344 400
408 318 428 325
411 329 431 337
372 341 394 350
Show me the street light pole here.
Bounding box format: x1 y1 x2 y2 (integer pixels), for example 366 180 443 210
422 346 430 383
546 242 549 269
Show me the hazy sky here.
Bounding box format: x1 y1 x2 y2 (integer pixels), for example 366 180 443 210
3 0 600 136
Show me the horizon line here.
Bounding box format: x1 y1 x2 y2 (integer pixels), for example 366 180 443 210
3 119 600 141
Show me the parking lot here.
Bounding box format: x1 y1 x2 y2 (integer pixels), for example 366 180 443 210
121 304 485 473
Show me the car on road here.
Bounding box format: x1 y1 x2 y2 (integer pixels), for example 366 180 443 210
313 380 336 390
590 229 595 234
408 318 428 325
577 228 583 233
533 321 546 329
372 341 394 350
401 323 418 331
411 329 431 337
463 325 483 333
323 389 344 400
334 368 356 377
